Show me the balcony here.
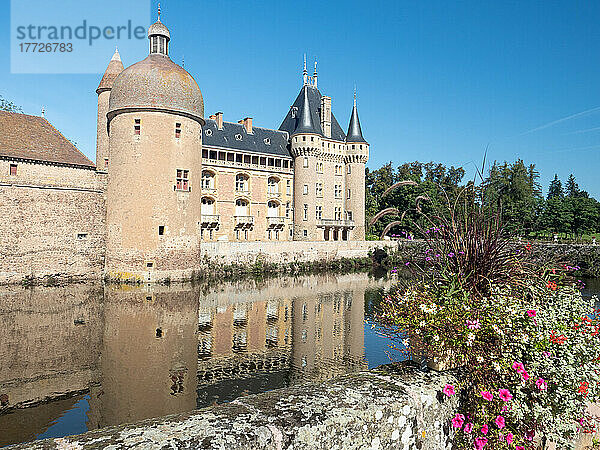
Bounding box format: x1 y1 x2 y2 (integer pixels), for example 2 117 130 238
317 219 355 228
267 190 281 199
201 214 220 226
267 216 285 228
234 215 254 227
201 185 217 195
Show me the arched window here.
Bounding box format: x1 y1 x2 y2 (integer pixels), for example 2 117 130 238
235 174 249 192
235 198 249 216
202 170 215 190
201 197 215 215
267 201 280 217
267 177 280 194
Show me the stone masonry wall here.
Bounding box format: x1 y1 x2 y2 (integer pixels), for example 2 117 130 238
0 184 106 284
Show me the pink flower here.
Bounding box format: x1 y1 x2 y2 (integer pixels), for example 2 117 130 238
516 447 525 450
521 371 530 381
506 433 514 444
466 319 480 329
512 361 525 373
495 415 506 429
480 391 493 401
542 351 551 358
481 424 488 435
464 422 473 433
498 389 513 401
525 430 535 441
451 413 465 429
474 437 488 450
443 384 455 397
527 310 536 317
536 378 548 391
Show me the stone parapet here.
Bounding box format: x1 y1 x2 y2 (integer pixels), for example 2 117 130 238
8 364 459 449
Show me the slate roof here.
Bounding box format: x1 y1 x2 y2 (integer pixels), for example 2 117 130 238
97 49 124 94
203 119 291 157
346 102 367 143
0 111 95 168
278 85 346 142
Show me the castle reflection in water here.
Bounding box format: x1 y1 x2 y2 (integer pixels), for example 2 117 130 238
0 273 390 446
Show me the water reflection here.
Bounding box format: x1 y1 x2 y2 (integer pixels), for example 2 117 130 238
0 273 390 447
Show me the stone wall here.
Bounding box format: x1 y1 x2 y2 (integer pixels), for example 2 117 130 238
9 364 459 450
0 182 106 285
200 240 398 267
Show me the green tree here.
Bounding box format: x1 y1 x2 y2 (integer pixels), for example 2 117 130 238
547 174 564 200
0 95 22 113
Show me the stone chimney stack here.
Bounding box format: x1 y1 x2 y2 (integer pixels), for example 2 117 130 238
215 112 223 130
239 117 253 134
321 96 331 138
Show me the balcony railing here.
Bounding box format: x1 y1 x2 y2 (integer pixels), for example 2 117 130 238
201 214 220 225
201 186 217 194
267 190 281 198
267 216 286 227
318 219 355 228
234 215 254 226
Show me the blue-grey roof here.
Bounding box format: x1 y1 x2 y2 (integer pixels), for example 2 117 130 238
346 103 367 143
278 85 346 142
202 119 291 157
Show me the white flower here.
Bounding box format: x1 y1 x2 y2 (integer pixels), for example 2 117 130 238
419 320 426 327
477 356 484 363
434 335 440 342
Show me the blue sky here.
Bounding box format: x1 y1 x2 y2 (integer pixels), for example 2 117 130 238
2 0 600 197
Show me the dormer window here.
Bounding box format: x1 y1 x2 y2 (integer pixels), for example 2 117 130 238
235 134 242 141
150 35 169 56
264 138 271 145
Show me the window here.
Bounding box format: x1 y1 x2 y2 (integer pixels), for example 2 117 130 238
9 164 17 175
347 165 351 174
303 229 308 237
267 201 279 217
205 129 213 136
290 227 293 238
175 123 181 138
158 225 165 235
346 211 353 221
347 188 351 199
235 174 248 192
285 202 290 218
303 184 308 195
236 229 240 240
315 205 322 220
104 158 109 168
244 229 248 240
334 185 341 198
76 233 87 240
303 157 308 168
235 198 249 216
316 162 323 173
201 170 214 190
176 169 189 191
268 177 279 194
335 165 342 175
286 179 291 195
316 183 323 198
334 207 342 220
264 138 271 145
268 230 272 240
235 134 242 141
134 118 141 135
303 204 308 221
201 197 215 215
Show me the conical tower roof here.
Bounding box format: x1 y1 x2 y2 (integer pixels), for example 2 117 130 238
346 95 366 143
96 49 124 94
292 86 320 135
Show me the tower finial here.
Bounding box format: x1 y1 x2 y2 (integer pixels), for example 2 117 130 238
182 54 185 68
41 106 45 118
313 59 318 88
157 3 161 21
353 84 357 107
303 54 308 85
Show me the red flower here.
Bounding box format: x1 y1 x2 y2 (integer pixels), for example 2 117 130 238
578 381 589 397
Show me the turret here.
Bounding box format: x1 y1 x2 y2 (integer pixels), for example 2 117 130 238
344 91 369 240
289 86 322 241
105 8 204 281
96 48 123 170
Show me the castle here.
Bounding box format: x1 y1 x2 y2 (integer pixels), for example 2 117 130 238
0 13 370 283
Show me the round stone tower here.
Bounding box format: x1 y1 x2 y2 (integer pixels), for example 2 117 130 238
290 86 322 241
344 94 369 240
105 12 204 282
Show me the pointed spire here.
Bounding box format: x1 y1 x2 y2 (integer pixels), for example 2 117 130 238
293 86 319 135
313 59 318 88
303 54 308 85
346 89 366 143
97 48 125 94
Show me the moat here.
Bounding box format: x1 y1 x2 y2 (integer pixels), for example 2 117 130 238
0 272 401 447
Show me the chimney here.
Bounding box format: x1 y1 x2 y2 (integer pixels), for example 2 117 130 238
215 112 223 130
321 96 331 138
240 117 253 134
209 114 216 120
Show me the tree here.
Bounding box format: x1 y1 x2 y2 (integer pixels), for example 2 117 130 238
565 174 588 198
547 174 563 200
0 95 22 113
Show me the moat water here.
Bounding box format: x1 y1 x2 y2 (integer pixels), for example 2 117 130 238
1 274 598 447
0 272 398 447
